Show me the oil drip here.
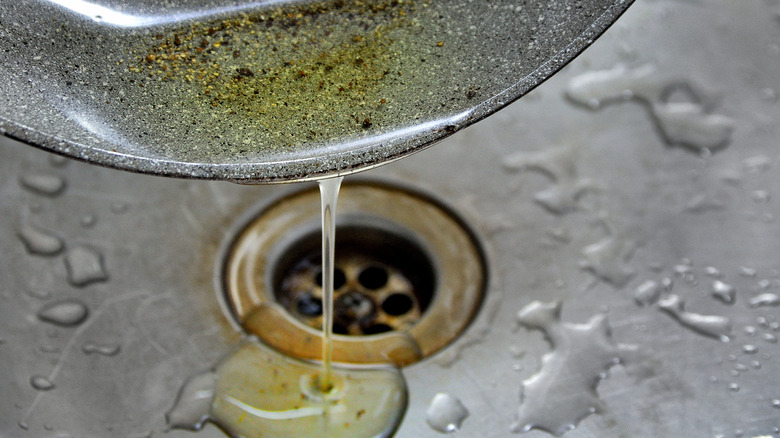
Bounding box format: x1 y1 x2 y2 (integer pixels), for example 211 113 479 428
167 339 407 437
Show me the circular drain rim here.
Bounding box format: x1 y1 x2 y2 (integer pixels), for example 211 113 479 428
220 181 486 366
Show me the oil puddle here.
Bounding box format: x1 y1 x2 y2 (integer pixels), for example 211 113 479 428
426 393 469 434
502 143 592 214
168 338 407 438
512 301 638 436
566 64 734 153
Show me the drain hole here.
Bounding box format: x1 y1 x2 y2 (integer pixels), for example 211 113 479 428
273 224 435 336
223 183 487 365
295 293 323 317
358 265 389 290
363 324 393 335
315 267 347 290
382 293 414 316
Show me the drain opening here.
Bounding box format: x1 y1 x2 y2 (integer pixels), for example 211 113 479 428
222 182 486 367
273 225 435 336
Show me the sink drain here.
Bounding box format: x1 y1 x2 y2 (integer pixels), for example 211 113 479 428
221 182 486 366
274 223 434 336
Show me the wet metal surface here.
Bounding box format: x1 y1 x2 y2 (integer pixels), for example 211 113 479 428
1 0 780 437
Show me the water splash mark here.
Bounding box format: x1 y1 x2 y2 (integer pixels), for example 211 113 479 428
579 218 639 289
512 301 638 436
657 294 732 341
566 64 734 153
502 144 593 214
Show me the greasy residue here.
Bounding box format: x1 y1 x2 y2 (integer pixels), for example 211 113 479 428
128 0 429 149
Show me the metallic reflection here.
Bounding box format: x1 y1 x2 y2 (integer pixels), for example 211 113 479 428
42 0 297 28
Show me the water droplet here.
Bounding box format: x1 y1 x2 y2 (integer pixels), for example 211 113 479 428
744 326 757 336
743 155 772 173
651 102 734 151
749 293 780 308
167 372 217 431
756 316 769 327
207 340 407 438
710 280 736 305
750 360 761 369
761 333 777 344
82 343 121 357
634 280 661 306
566 64 733 152
674 263 694 276
80 214 97 228
751 190 771 204
39 344 60 354
756 279 772 290
772 399 780 408
512 301 636 436
37 299 89 327
17 223 63 256
728 383 740 392
110 202 128 214
426 393 469 434
30 375 55 391
502 144 591 214
658 294 731 341
704 267 722 278
709 376 719 383
734 363 749 372
728 369 740 377
19 173 66 196
742 344 758 354
64 246 108 287
580 236 637 288
738 267 757 278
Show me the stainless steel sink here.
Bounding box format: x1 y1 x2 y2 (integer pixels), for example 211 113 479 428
2 0 780 437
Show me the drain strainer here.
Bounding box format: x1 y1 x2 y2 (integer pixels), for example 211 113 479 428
221 182 485 366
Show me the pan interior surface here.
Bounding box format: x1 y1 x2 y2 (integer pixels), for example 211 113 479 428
0 0 630 181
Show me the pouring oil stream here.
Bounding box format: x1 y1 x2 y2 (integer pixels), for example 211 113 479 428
317 176 344 393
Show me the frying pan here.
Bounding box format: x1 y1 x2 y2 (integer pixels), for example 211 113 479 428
0 0 632 182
